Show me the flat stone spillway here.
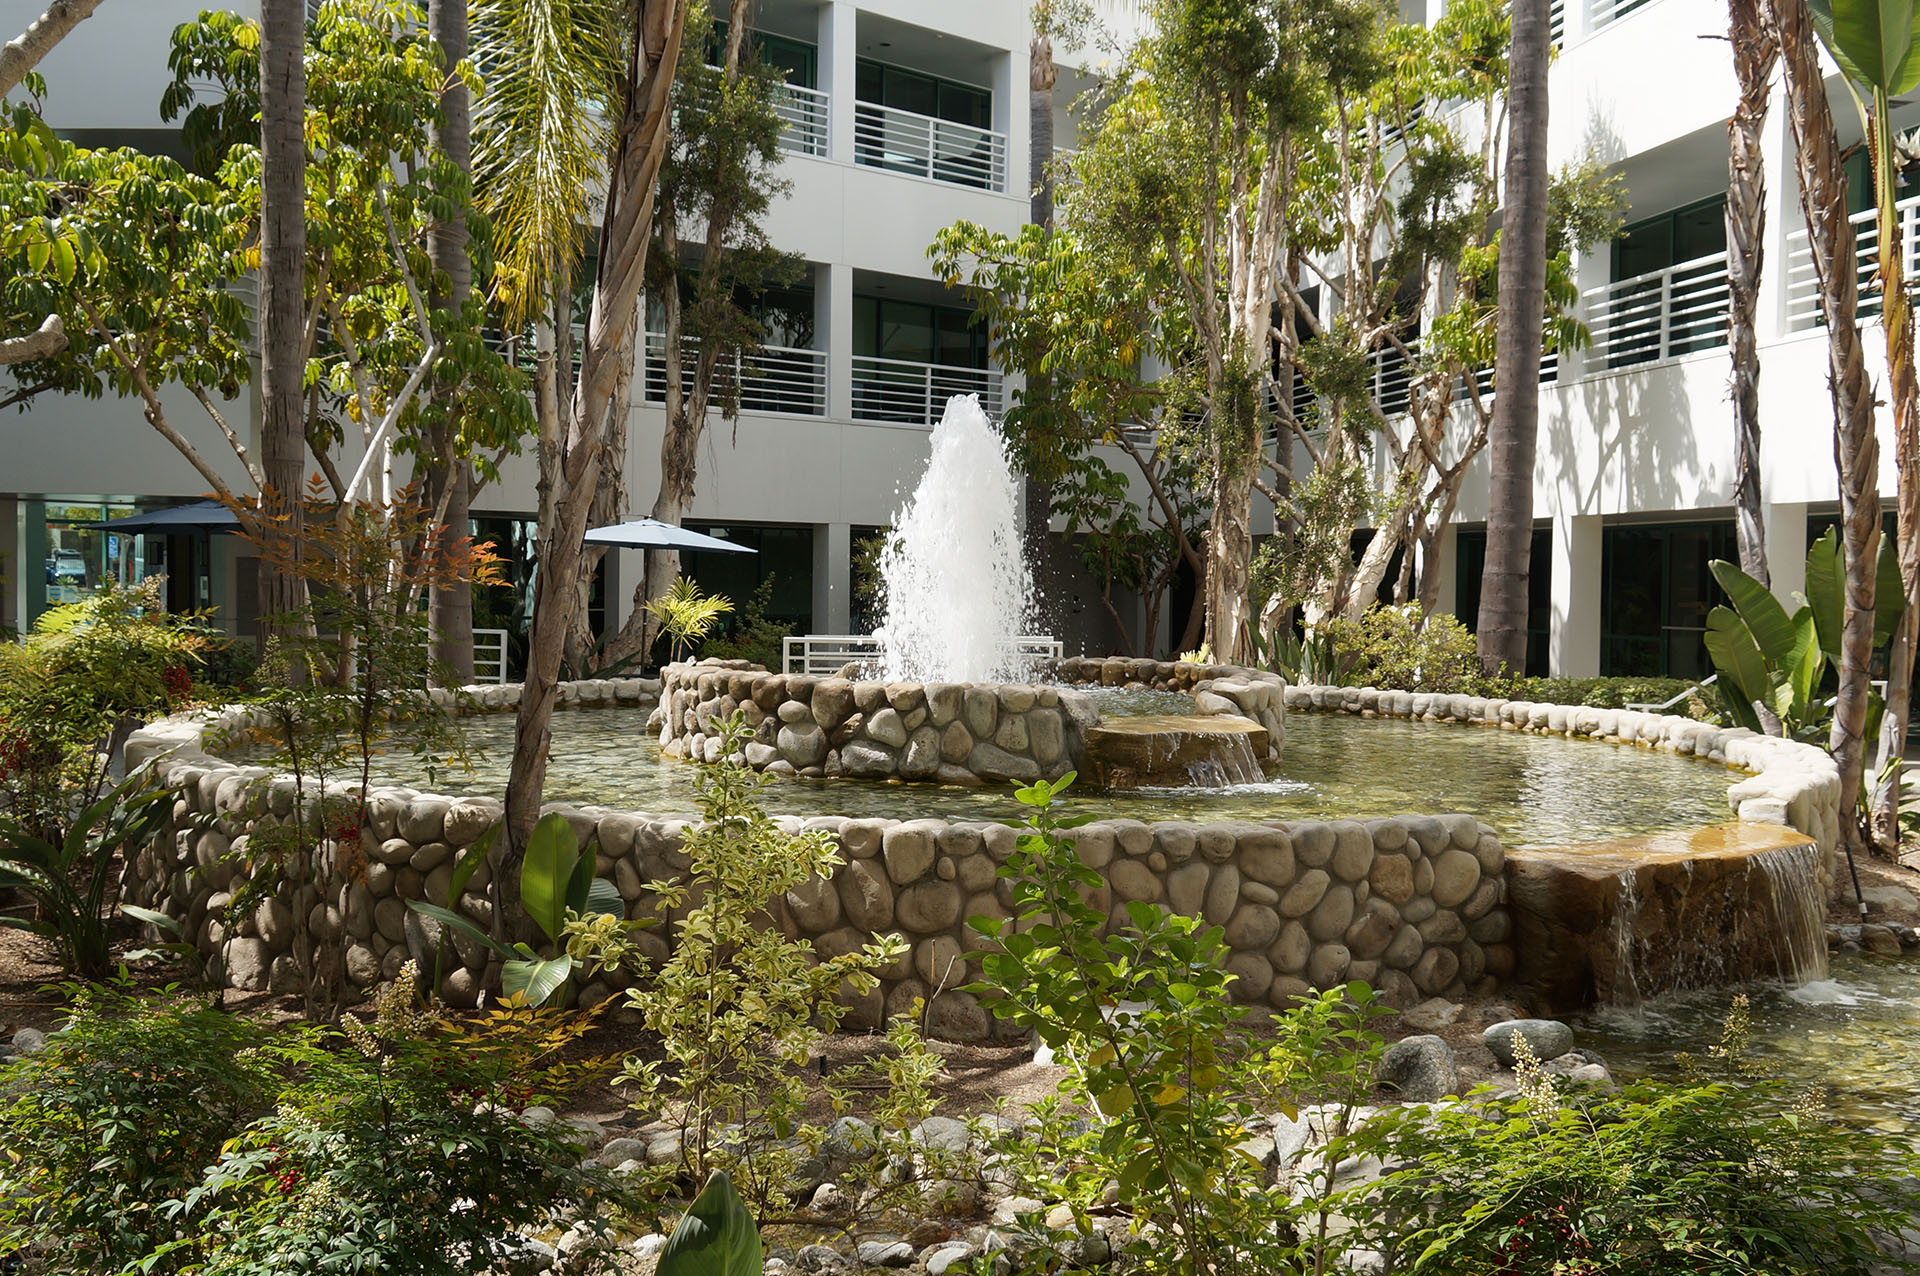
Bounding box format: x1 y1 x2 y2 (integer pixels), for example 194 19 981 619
1082 714 1270 789
1507 822 1829 1010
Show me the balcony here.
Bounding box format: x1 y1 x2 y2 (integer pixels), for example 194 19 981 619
773 82 830 157
853 101 1007 192
1582 251 1730 368
1587 0 1653 30
644 332 828 416
1784 192 1920 331
851 355 1004 424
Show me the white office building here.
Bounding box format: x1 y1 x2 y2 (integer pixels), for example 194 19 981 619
0 0 1904 682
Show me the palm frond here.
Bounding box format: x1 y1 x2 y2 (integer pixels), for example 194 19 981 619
470 0 626 327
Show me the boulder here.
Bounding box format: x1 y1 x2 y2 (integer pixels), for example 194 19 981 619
1376 1034 1459 1101
1482 1018 1574 1067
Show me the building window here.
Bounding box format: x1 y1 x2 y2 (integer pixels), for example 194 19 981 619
852 295 986 369
1606 196 1729 368
1599 520 1736 678
1452 526 1551 677
681 522 815 643
854 59 990 128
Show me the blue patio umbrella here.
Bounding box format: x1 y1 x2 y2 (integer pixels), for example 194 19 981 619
583 518 757 555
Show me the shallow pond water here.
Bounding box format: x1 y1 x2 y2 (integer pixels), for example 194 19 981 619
331 700 1737 848
1577 954 1920 1130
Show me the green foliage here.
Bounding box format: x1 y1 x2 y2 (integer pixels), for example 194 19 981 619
0 981 276 1274
618 714 917 1212
1366 1000 1920 1275
648 577 734 664
1512 675 1725 719
1318 603 1494 694
0 767 177 978
658 1170 763 1276
410 811 636 1006
167 970 628 1274
700 575 792 671
966 772 1394 1273
1704 528 1904 737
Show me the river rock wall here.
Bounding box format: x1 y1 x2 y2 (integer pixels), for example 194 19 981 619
121 682 1501 1029
652 657 1287 785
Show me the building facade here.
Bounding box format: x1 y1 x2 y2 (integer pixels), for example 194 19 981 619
0 0 1902 681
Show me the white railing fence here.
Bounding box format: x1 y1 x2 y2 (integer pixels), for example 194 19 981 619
1785 192 1920 331
783 634 1064 676
851 355 1004 425
643 332 828 416
417 627 510 685
774 82 830 156
1582 250 1730 368
1587 0 1652 30
853 101 1007 192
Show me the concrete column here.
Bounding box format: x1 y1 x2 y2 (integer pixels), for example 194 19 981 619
825 261 854 419
1427 521 1460 619
1 498 20 634
1764 500 1809 609
990 47 1018 196
1550 513 1603 677
820 1 856 167
602 549 631 642
812 521 852 635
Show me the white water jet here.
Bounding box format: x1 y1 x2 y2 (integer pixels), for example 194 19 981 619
878 395 1034 683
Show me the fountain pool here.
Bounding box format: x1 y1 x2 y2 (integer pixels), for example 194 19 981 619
342 703 1736 847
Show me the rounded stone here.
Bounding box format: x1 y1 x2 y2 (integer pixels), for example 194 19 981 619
865 707 909 748
778 723 828 767
1462 878 1502 921
1417 909 1467 945
811 678 855 727
938 721 974 764
883 824 938 885
1225 951 1273 1002
1224 903 1281 951
837 859 895 931
1110 858 1163 903
1305 943 1352 989
786 875 842 932
1329 824 1374 882
962 688 998 737
1344 899 1398 960
1411 946 1461 995
1482 1018 1575 1066
1293 824 1335 868
896 881 964 933
1168 862 1209 916
1304 883 1355 942
1268 920 1312 973
1070 825 1116 869
1469 910 1512 943
926 990 989 1042
1413 856 1436 896
1430 850 1482 908
1153 823 1198 863
1368 818 1409 852
1383 923 1425 970
1238 829 1295 887
1278 869 1331 918
1367 853 1414 905
954 853 996 893
914 934 969 987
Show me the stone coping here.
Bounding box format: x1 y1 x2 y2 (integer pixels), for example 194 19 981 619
1280 683 1844 894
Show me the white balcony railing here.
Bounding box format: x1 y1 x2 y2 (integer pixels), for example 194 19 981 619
1582 250 1730 368
851 355 1004 425
643 332 828 416
419 628 509 685
784 633 1061 676
773 82 829 157
1784 192 1920 331
1588 0 1652 30
1550 0 1567 43
853 101 1007 192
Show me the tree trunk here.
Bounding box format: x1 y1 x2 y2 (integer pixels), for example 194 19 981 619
1204 388 1257 661
427 0 474 686
1727 0 1774 588
0 0 105 98
258 0 308 658
1023 23 1058 621
1475 0 1550 675
1870 86 1920 846
504 0 686 859
1767 0 1880 855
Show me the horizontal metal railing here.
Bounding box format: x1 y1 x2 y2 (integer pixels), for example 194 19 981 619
783 633 1063 676
773 81 829 156
643 332 828 416
1582 250 1730 367
1785 192 1920 330
1588 0 1653 30
851 355 1003 425
853 100 1007 192
418 627 510 685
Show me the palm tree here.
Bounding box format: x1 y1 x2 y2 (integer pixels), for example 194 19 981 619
426 0 475 686
1808 0 1920 842
1765 0 1881 857
1726 0 1775 589
258 0 309 653
1475 0 1551 674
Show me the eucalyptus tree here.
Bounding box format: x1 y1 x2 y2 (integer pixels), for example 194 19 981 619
260 0 309 648
602 0 801 667
472 0 691 858
1474 0 1550 675
1762 0 1881 853
1726 0 1776 589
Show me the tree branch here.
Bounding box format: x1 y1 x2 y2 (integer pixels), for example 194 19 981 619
0 0 105 99
0 313 66 365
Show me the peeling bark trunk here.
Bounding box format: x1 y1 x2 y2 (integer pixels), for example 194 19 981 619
1767 0 1879 856
258 0 309 660
505 0 686 859
427 0 474 686
0 0 105 98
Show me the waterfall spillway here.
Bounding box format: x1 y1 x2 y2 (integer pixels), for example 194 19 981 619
878 395 1034 683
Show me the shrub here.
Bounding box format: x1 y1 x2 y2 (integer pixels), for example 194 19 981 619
0 981 276 1274
170 966 628 1274
1513 675 1725 721
1322 603 1492 694
1363 1002 1920 1275
700 575 793 671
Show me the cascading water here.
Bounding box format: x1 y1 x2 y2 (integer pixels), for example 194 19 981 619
1754 842 1830 986
877 395 1034 683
